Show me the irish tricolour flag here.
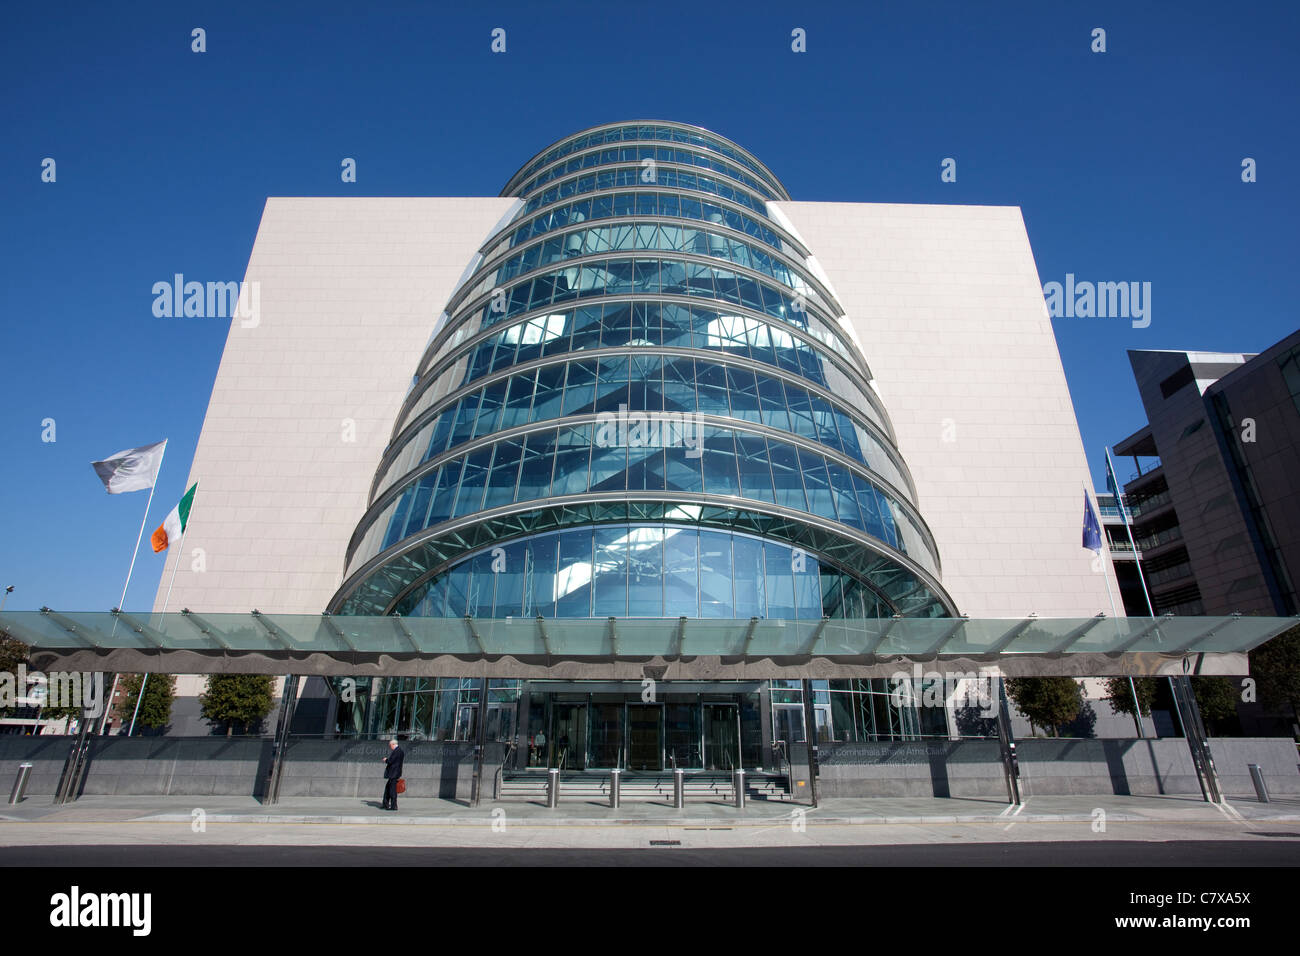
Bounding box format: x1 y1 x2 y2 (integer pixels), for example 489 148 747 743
151 483 197 553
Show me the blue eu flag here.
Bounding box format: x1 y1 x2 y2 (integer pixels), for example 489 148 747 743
1083 492 1103 553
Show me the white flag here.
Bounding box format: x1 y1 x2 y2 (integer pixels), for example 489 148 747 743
91 440 167 494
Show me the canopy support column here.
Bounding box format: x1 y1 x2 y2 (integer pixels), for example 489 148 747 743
995 677 1022 806
54 684 106 805
266 674 300 805
800 678 819 807
471 675 490 807
1169 674 1223 804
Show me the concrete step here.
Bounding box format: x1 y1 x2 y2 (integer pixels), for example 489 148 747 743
497 771 791 802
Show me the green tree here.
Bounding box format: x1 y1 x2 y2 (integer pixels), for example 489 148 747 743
1192 676 1239 734
0 637 28 719
1005 677 1083 737
0 636 26 676
1103 677 1160 718
0 637 80 725
200 675 275 736
1250 623 1300 733
1106 676 1239 735
120 673 176 732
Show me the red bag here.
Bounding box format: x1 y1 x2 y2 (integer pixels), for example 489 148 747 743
395 778 406 795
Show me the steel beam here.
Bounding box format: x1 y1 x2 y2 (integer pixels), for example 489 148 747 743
995 678 1022 806
266 674 301 805
800 678 819 807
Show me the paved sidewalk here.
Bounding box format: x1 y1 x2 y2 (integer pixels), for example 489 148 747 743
3 792 1297 827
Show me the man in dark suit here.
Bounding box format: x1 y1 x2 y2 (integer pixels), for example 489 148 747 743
382 738 404 811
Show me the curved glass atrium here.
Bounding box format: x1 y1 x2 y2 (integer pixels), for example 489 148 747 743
328 121 960 755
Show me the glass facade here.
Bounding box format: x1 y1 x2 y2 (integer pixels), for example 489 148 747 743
358 677 951 762
329 122 962 758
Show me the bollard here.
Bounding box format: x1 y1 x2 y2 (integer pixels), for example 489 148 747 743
9 763 33 805
1248 764 1270 804
733 768 746 809
547 767 560 808
673 767 685 809
609 768 621 809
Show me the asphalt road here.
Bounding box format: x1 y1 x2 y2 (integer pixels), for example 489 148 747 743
3 839 1297 866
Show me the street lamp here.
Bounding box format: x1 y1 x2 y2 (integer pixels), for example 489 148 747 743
0 585 13 612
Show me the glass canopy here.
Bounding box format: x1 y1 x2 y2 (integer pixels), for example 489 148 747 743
2 610 1292 659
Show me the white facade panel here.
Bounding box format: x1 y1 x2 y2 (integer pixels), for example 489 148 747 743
774 201 1122 618
151 197 516 614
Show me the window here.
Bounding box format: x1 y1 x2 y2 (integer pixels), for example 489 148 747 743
1159 364 1195 399
1279 345 1300 416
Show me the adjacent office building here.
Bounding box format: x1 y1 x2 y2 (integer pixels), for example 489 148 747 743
1110 334 1300 620
1098 336 1300 738
151 121 1119 765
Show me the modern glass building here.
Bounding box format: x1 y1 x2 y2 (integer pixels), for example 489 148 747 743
326 122 958 771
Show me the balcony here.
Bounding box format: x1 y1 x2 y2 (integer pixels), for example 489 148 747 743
1124 462 1164 491
1144 561 1195 589
1128 489 1173 519
1134 524 1183 553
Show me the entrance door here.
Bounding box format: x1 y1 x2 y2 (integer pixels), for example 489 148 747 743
772 704 805 747
550 702 586 770
626 704 663 771
589 702 623 768
485 701 515 744
453 703 477 741
702 703 740 771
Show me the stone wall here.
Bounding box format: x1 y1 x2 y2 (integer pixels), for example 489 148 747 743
3 735 1293 802
794 737 1300 799
0 736 499 801
277 739 490 802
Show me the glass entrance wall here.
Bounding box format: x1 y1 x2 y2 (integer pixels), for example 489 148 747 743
589 701 624 768
626 704 663 770
702 703 739 770
519 681 762 770
769 678 951 744
664 701 700 768
359 677 523 740
351 676 947 748
550 701 587 769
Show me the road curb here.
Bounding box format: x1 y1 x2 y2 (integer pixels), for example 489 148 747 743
120 810 1300 827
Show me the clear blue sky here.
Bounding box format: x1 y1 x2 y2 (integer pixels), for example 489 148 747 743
2 1 1296 612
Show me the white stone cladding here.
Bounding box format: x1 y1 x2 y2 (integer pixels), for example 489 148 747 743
151 197 516 615
774 201 1122 618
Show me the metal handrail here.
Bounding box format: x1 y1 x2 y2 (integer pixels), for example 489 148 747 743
494 741 517 800
669 745 703 772
774 739 790 786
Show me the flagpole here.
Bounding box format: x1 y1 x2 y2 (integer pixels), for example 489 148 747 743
132 511 190 736
117 440 165 613
1094 492 1120 621
1102 455 1153 739
1108 447 1155 617
1095 498 1144 737
103 443 166 734
157 514 189 620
